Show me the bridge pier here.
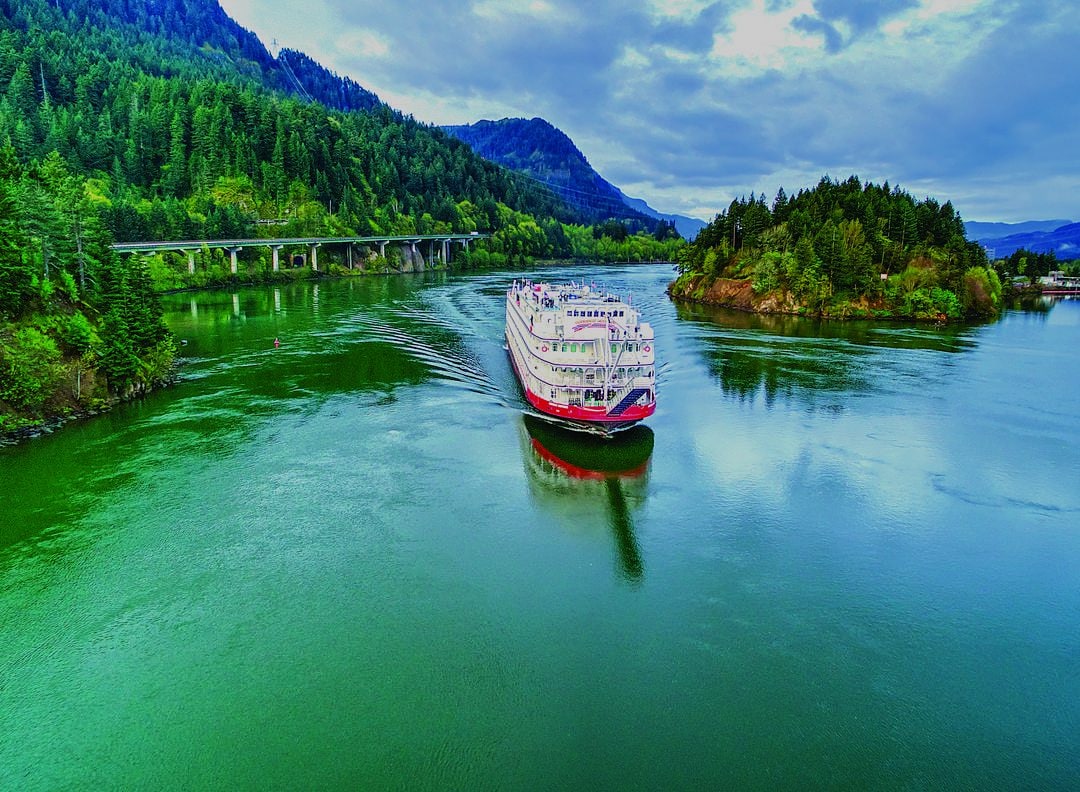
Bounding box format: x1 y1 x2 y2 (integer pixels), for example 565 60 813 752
108 234 489 277
410 240 428 271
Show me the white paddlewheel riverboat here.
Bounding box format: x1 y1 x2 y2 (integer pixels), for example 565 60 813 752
505 279 656 432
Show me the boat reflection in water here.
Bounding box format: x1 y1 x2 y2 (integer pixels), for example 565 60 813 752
521 414 654 582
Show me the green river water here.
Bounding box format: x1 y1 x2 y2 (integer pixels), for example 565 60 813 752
2 264 1078 789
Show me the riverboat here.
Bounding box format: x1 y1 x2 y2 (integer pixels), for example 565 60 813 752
505 279 656 433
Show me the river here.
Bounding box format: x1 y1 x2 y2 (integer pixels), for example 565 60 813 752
2 265 1078 789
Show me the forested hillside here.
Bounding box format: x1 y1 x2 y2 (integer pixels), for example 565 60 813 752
0 0 575 244
671 176 1002 321
0 141 174 434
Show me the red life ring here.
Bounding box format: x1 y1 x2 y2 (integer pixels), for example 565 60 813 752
644 345 651 352
541 345 549 353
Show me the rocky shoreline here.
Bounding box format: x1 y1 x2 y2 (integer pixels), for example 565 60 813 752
0 368 180 448
667 274 948 321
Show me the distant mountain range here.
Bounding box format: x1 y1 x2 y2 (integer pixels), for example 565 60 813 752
443 118 706 239
615 191 707 241
965 219 1080 260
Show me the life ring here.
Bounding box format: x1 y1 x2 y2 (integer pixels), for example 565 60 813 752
541 345 548 353
644 345 651 352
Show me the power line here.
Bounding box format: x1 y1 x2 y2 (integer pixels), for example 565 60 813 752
504 170 645 220
277 48 314 103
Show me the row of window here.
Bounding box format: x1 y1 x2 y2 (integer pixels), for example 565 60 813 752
567 309 625 318
549 367 654 380
545 342 648 354
553 342 595 353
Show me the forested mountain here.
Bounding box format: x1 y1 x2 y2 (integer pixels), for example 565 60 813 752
2 0 377 112
444 116 701 238
443 117 645 224
0 0 577 244
671 175 1002 320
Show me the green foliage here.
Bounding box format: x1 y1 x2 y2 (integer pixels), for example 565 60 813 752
57 311 97 354
752 251 789 294
993 248 1057 284
139 336 178 385
962 266 1003 317
0 326 62 412
97 308 139 389
146 254 186 292
1 128 174 428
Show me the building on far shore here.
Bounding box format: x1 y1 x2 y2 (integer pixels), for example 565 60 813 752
1040 271 1080 290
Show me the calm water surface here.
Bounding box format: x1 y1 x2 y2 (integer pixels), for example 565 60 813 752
2 266 1078 789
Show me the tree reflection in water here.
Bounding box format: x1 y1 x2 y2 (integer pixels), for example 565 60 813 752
674 301 976 407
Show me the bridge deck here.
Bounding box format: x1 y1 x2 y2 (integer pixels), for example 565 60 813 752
111 233 488 254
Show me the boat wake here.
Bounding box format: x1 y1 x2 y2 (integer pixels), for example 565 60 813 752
349 309 515 408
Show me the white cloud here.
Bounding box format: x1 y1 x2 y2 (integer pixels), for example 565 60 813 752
472 0 562 21
709 0 821 73
333 28 390 59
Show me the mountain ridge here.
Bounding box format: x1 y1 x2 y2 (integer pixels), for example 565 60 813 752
443 117 705 238
964 219 1079 260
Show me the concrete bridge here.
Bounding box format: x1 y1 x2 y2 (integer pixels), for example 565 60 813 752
111 233 489 274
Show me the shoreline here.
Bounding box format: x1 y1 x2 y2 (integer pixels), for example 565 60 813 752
668 274 978 324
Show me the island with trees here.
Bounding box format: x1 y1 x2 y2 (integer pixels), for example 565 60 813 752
669 176 1002 321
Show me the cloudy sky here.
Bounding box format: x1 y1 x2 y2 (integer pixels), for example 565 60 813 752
218 0 1077 224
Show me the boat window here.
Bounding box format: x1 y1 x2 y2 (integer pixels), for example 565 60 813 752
611 344 618 354
570 343 578 353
